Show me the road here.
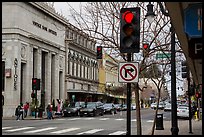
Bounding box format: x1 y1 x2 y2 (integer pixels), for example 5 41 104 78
2 108 171 135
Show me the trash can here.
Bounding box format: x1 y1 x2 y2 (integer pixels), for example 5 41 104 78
156 113 164 130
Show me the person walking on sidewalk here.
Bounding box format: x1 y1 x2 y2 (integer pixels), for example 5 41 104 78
46 103 54 120
23 102 29 118
19 103 24 120
46 103 51 120
15 105 21 121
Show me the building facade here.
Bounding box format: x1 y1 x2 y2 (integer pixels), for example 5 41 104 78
2 2 98 117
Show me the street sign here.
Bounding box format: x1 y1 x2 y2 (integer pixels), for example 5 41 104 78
188 38 202 59
118 62 139 83
184 3 202 38
156 53 171 59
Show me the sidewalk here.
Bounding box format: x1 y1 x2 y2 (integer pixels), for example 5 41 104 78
2 114 62 120
150 119 202 135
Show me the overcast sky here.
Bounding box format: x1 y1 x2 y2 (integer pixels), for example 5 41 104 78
53 2 85 24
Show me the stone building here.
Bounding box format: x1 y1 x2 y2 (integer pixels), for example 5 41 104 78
2 2 98 117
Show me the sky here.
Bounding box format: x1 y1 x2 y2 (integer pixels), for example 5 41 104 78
53 2 85 24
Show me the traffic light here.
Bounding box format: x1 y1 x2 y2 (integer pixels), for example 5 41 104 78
188 84 195 96
195 92 201 98
96 46 103 59
31 92 36 98
32 78 40 90
120 7 140 53
142 43 150 57
181 61 188 78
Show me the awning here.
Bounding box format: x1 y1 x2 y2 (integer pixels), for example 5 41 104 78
67 90 105 95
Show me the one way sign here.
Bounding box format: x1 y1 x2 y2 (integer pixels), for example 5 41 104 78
118 62 139 83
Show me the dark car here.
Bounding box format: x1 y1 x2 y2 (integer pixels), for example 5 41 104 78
103 103 117 114
79 102 104 117
121 104 127 111
63 101 85 117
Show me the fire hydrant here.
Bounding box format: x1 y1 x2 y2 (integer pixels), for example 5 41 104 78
194 111 198 121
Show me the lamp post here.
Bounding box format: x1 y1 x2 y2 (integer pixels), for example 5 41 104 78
145 2 179 135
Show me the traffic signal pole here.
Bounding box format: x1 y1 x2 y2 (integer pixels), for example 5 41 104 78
35 89 37 118
126 53 132 135
187 77 193 133
170 25 179 135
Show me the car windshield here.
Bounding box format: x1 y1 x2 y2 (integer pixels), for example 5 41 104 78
75 102 85 107
103 103 113 107
86 103 96 108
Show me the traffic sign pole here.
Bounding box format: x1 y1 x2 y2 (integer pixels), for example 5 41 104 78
126 53 131 135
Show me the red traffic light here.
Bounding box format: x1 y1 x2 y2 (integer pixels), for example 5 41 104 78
97 46 102 51
122 11 134 23
96 46 102 59
143 43 149 49
33 79 37 83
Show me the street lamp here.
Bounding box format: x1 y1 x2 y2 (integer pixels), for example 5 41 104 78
145 2 156 24
145 2 179 135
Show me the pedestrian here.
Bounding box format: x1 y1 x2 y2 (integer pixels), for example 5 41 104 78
46 103 51 120
19 103 24 120
23 102 29 118
50 104 54 119
15 105 21 121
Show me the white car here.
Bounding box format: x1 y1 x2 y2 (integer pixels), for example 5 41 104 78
177 104 189 119
164 103 171 111
151 102 165 110
131 104 136 110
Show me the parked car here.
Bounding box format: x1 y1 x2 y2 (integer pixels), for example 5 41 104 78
63 101 85 117
164 103 171 111
114 104 122 111
103 103 117 114
177 104 189 119
151 102 165 110
131 104 136 110
79 102 104 117
121 104 127 111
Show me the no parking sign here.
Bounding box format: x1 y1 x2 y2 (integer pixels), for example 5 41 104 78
118 62 139 83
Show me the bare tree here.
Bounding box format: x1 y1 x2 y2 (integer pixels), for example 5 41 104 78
60 2 186 135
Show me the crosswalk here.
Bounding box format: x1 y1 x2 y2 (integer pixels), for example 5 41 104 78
2 126 126 135
2 118 158 135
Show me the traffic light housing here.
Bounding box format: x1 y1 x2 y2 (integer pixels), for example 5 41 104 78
31 92 36 98
142 43 150 57
32 78 40 90
195 92 201 98
188 84 195 96
181 61 188 78
120 7 140 53
96 46 102 59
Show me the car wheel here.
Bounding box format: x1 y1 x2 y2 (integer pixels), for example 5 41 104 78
100 111 104 116
93 110 96 117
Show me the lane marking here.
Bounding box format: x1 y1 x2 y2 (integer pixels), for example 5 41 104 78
24 127 57 133
77 129 104 135
51 128 80 134
109 131 126 135
5 127 34 132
